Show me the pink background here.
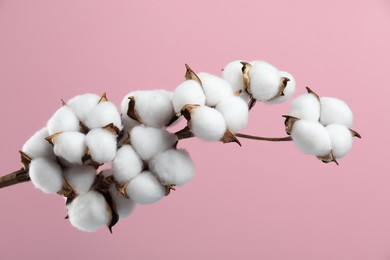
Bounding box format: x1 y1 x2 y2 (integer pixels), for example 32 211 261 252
0 0 389 259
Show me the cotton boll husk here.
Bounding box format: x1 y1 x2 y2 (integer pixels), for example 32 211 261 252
223 60 245 93
289 94 321 121
172 80 206 113
67 93 100 122
29 157 63 194
249 61 280 101
113 144 143 183
291 120 332 156
266 71 296 105
47 106 80 135
67 190 111 232
84 101 122 130
197 72 233 106
149 149 195 186
63 166 96 196
85 128 117 163
130 126 178 161
121 114 141 133
53 131 87 165
125 171 165 204
22 127 55 160
109 185 136 220
320 97 354 128
326 124 353 158
216 95 249 133
190 106 226 141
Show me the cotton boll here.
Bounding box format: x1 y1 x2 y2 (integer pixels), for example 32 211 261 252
149 149 195 186
291 120 332 156
190 106 226 141
289 93 321 121
63 166 96 196
22 127 55 160
320 97 354 128
109 185 136 220
249 61 280 101
216 95 249 133
125 171 165 204
84 101 122 130
113 144 143 184
67 190 111 232
67 93 100 122
197 72 233 106
266 71 296 105
172 80 206 113
326 124 353 158
47 106 80 135
130 126 178 161
53 131 87 165
223 60 245 93
29 157 63 194
85 128 117 163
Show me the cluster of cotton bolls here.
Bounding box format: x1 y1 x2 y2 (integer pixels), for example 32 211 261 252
284 87 361 164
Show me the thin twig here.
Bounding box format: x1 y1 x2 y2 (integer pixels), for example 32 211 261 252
235 133 292 142
0 168 30 189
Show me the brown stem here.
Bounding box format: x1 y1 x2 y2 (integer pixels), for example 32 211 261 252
235 133 293 142
0 168 30 189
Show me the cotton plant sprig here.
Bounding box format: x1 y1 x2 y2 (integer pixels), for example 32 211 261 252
0 60 361 233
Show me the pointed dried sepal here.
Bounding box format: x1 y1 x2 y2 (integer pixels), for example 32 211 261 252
269 77 290 101
165 184 176 196
185 64 202 86
98 92 108 103
61 99 67 106
175 126 194 140
19 151 32 170
103 123 120 135
317 150 339 165
220 129 242 146
234 89 242 96
116 182 129 198
350 129 361 138
166 113 181 127
79 122 90 134
240 61 252 95
45 132 61 145
306 87 320 101
248 97 257 110
57 180 76 198
126 96 142 123
180 104 200 121
282 115 300 135
100 191 119 234
92 174 114 194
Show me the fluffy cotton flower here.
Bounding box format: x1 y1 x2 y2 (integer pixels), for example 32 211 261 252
197 72 233 106
216 95 249 133
29 157 63 194
189 106 226 141
84 101 122 130
22 127 55 160
223 60 245 93
291 120 332 156
63 166 96 196
125 171 166 204
172 80 206 113
249 61 281 101
85 128 117 163
320 97 354 128
53 131 87 165
130 126 178 161
326 124 353 158
109 185 136 220
112 144 143 184
47 106 80 135
67 93 101 122
149 149 195 186
266 71 296 104
67 190 111 232
289 93 321 121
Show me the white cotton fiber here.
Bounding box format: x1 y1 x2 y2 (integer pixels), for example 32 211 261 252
85 128 117 163
216 95 249 133
67 93 101 122
326 124 353 158
197 72 233 106
172 80 206 113
63 166 96 196
67 190 111 232
29 157 63 194
266 71 296 105
149 149 195 186
109 185 136 220
22 127 55 160
113 144 143 183
248 61 280 101
121 114 141 132
320 97 354 128
130 126 178 161
84 101 122 130
289 93 321 121
47 106 80 135
291 120 332 156
189 106 226 141
125 171 165 204
53 131 87 165
223 60 245 93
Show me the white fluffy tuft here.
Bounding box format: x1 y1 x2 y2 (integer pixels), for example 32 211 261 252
326 124 353 158
320 97 354 128
85 128 117 163
125 171 165 204
22 127 55 160
172 80 206 113
112 144 143 184
109 185 136 220
47 106 80 135
190 106 226 141
53 131 87 165
289 93 321 121
222 60 245 93
67 93 100 122
63 166 96 195
84 101 122 130
266 71 296 105
197 72 233 106
249 61 280 101
216 95 249 133
29 158 63 194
